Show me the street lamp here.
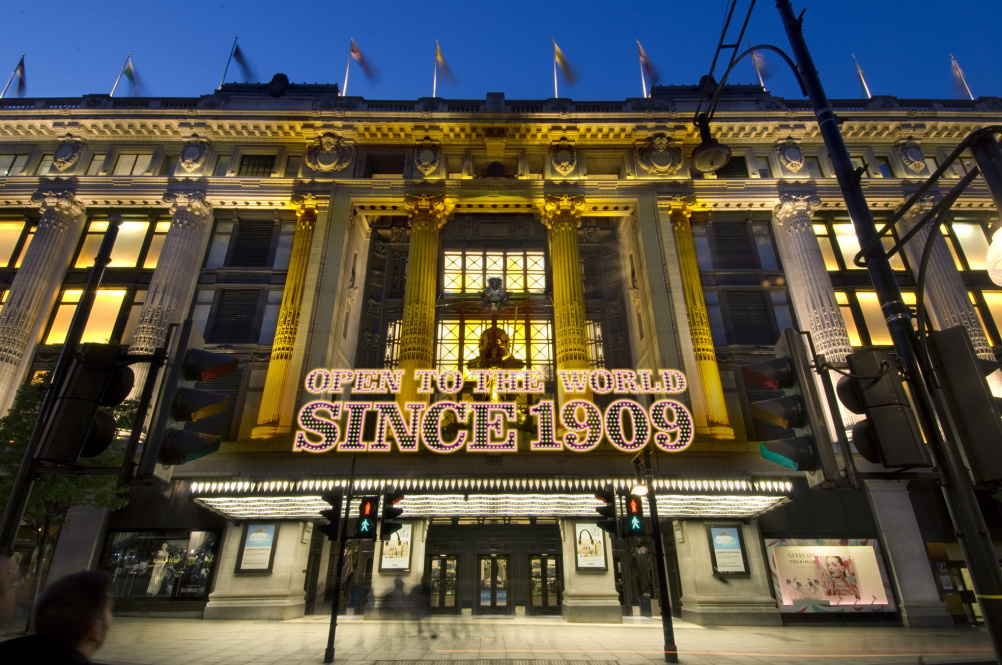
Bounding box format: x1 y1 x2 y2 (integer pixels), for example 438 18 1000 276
690 112 732 173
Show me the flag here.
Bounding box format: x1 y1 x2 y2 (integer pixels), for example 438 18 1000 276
553 41 576 84
637 41 659 87
14 56 25 97
123 56 137 83
852 54 871 99
749 41 771 90
951 54 974 101
350 39 375 79
436 41 456 83
232 44 255 82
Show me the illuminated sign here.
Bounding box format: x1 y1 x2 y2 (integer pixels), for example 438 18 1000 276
293 368 693 455
624 495 645 536
354 496 379 539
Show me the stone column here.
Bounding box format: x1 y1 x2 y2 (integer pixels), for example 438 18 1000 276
671 201 732 439
129 191 214 394
0 191 87 412
559 519 621 623
864 481 953 627
898 197 1002 395
771 194 858 427
254 195 318 437
542 195 593 407
397 194 447 406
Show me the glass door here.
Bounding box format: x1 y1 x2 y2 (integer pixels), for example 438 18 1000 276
478 555 509 614
530 555 562 615
429 555 458 614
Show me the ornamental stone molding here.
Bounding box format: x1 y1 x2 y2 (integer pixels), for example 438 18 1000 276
403 194 448 229
30 190 86 226
414 139 440 176
541 194 585 228
898 140 927 173
52 136 84 172
776 138 805 173
179 137 209 173
305 131 354 173
635 132 682 176
162 190 213 226
773 193 821 227
550 138 577 176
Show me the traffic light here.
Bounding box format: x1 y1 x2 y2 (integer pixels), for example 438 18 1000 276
624 494 646 536
595 484 620 536
928 325 1002 484
316 491 342 541
38 343 135 464
742 328 840 488
836 349 931 469
380 490 404 539
354 496 378 539
139 319 238 479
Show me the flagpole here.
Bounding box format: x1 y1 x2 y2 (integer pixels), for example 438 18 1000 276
218 37 237 90
852 54 871 100
110 53 131 97
343 39 352 96
433 40 438 98
637 40 647 98
0 54 23 99
951 54 974 101
552 39 558 98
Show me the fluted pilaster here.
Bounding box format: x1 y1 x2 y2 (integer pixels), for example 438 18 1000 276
898 197 1002 395
129 191 213 394
397 194 448 405
542 195 593 406
255 196 318 434
0 191 87 412
671 201 732 438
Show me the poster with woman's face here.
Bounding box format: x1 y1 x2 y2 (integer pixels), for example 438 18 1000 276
575 523 607 570
770 543 888 608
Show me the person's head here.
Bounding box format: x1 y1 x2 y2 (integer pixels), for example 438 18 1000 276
0 556 19 624
33 572 113 659
825 556 846 578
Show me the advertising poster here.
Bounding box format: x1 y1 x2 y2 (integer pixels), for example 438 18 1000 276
708 525 747 575
765 538 895 613
379 523 413 571
237 523 278 572
100 530 220 600
575 523 607 570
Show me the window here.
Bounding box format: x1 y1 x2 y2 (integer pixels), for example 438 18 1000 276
227 221 275 268
753 155 772 178
834 292 862 346
950 222 989 270
875 157 893 178
804 157 824 178
0 154 29 176
284 156 302 178
36 154 53 175
714 155 749 179
257 290 282 345
213 154 231 176
848 291 915 346
160 155 180 177
208 290 260 344
436 318 554 381
45 288 128 344
112 153 153 176
74 220 152 268
849 155 871 177
442 250 545 294
186 369 243 437
86 154 106 175
384 320 402 369
586 321 605 368
822 223 906 271
704 290 786 346
142 221 172 269
237 154 276 177
710 222 760 270
0 221 28 268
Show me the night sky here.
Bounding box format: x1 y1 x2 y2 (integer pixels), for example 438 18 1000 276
4 0 1001 102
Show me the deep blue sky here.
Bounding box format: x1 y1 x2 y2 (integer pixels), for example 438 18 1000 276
4 1 1001 102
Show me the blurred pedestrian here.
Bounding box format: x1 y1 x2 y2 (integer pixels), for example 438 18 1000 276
409 575 435 639
0 571 113 664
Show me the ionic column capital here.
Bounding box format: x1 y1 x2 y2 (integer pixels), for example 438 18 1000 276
292 194 318 230
773 193 821 227
898 195 940 225
30 190 85 229
163 190 213 227
541 194 585 230
403 194 448 230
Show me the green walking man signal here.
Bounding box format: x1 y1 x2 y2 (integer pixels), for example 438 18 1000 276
354 496 379 539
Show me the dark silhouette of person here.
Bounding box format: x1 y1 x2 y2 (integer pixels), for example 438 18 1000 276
0 571 114 664
381 577 406 620
409 575 435 638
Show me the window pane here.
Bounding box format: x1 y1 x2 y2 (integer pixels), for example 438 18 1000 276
525 252 546 292
982 292 1002 340
804 157 823 178
143 233 166 269
111 221 149 267
237 155 276 177
14 232 33 267
46 289 126 344
36 155 54 175
833 224 863 269
813 225 840 270
132 154 152 175
443 252 464 293
856 292 891 345
0 222 25 267
953 223 989 270
87 154 105 175
113 154 138 176
209 290 259 343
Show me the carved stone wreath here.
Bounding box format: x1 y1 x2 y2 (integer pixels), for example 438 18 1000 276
414 139 440 176
305 132 354 173
52 137 83 172
898 141 927 173
550 138 577 176
776 138 805 173
179 138 209 173
636 133 682 176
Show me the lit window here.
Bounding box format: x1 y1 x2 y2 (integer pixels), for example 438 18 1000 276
75 220 151 268
981 292 1002 344
0 221 27 268
384 320 402 368
112 153 153 176
142 221 172 269
586 321 605 368
813 224 840 271
951 223 989 270
834 292 862 346
436 319 553 381
442 250 545 294
856 291 914 346
0 154 29 176
45 289 127 344
833 224 905 271
940 226 965 270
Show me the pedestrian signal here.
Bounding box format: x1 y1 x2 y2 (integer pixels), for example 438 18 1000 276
354 496 378 539
624 495 646 536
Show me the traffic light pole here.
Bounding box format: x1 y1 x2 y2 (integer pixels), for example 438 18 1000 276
777 1 1002 656
0 215 121 555
641 447 678 663
324 453 356 664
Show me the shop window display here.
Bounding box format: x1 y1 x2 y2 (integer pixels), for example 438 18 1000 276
98 530 220 600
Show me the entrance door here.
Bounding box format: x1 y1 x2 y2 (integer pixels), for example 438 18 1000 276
478 555 509 614
530 555 561 615
429 555 458 614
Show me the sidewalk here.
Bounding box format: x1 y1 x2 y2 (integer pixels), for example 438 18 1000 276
84 615 993 665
